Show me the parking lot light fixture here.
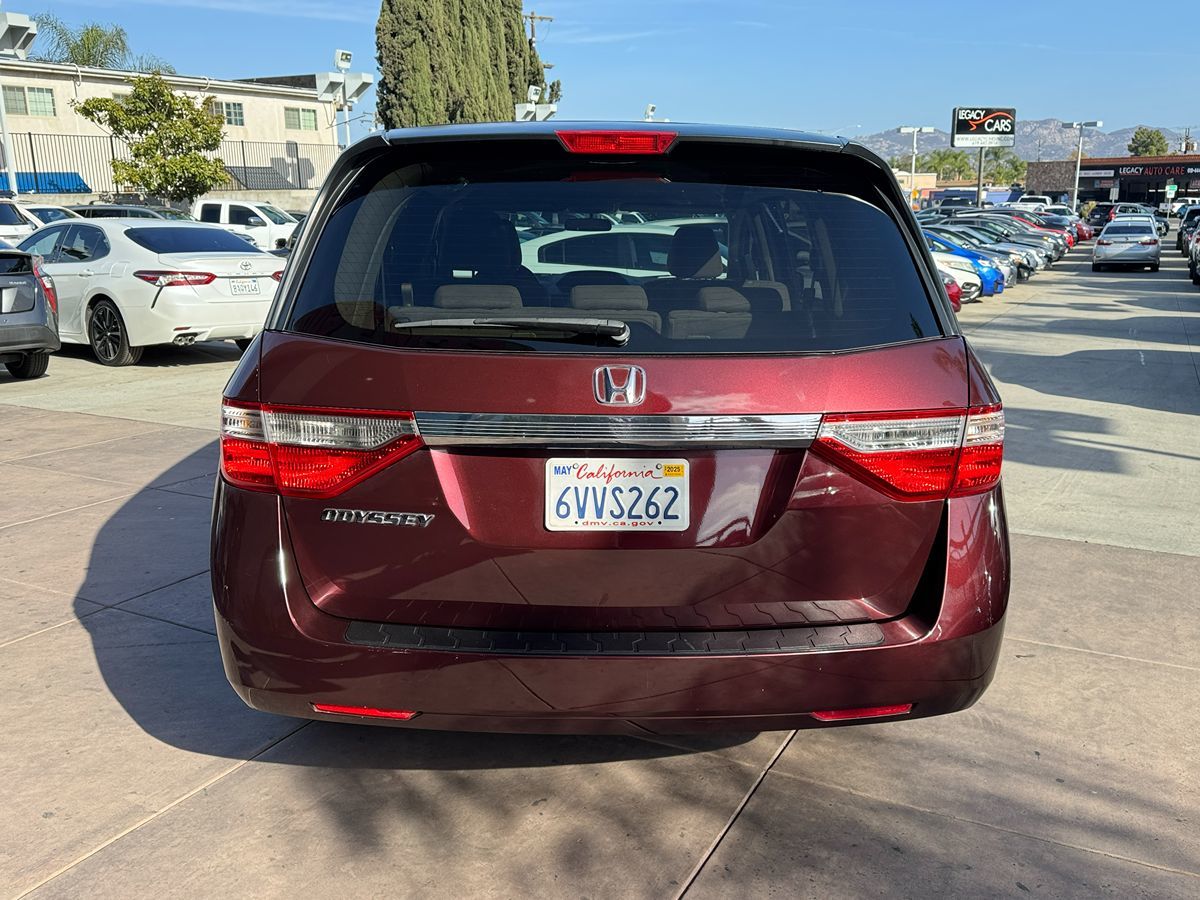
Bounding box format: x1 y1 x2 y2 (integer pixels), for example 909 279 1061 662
1063 120 1103 211
898 126 936 208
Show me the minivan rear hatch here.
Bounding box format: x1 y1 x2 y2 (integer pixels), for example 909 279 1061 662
244 128 976 634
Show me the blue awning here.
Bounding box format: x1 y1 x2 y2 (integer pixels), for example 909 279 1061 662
14 172 91 193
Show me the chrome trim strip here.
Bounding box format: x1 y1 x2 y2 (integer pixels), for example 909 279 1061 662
413 412 823 447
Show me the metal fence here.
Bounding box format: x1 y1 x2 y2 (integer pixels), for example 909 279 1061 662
5 133 341 195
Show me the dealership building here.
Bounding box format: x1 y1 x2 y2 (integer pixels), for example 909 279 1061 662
1026 155 1200 205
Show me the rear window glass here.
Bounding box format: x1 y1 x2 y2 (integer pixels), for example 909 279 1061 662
284 141 941 354
0 253 31 274
1103 225 1154 235
0 203 26 226
126 226 264 254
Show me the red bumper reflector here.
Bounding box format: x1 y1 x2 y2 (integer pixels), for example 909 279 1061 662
312 703 419 721
810 704 913 722
556 129 677 155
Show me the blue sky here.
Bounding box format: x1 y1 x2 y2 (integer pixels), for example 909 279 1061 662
33 0 1177 138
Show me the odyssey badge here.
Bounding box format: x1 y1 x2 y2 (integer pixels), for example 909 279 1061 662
321 509 434 527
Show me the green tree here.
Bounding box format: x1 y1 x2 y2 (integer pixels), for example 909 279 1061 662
376 0 555 128
73 75 226 203
984 147 1027 185
919 149 974 181
32 14 175 73
1127 126 1168 157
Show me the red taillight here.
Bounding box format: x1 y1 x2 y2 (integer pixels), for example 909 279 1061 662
1096 239 1112 246
134 270 217 287
220 402 424 498
1108 209 1116 220
811 704 913 722
556 129 677 155
812 405 1004 501
1139 238 1159 245
271 271 284 282
312 704 419 721
33 258 57 313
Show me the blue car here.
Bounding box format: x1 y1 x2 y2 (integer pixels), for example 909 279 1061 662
925 231 1005 296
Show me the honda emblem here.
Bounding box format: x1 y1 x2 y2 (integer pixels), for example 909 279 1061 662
594 365 646 406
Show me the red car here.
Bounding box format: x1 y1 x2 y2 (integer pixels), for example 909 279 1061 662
941 271 963 311
212 123 1009 734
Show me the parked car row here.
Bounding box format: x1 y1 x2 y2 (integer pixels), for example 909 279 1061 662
915 201 1088 303
1176 205 1200 286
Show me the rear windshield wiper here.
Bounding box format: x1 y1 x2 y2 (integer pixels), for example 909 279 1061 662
392 316 630 346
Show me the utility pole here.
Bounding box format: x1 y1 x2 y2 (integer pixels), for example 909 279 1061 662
897 126 935 209
1062 120 1102 211
525 10 553 46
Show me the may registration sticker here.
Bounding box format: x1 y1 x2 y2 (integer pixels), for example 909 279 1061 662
545 458 689 532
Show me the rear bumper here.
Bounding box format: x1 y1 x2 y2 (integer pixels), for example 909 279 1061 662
124 296 273 347
0 321 60 355
211 483 1010 734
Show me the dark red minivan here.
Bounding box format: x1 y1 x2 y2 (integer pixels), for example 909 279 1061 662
212 123 1009 734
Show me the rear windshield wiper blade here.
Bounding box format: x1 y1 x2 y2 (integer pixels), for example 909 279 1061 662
392 316 630 346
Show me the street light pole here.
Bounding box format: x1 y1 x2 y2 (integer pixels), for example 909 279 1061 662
0 12 39 196
1063 120 1102 211
897 126 935 209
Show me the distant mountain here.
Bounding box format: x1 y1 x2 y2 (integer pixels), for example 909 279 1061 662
858 119 1187 163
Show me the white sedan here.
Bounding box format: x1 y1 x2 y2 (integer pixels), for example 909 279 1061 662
18 219 282 366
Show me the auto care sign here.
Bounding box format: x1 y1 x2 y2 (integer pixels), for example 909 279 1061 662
951 108 1017 148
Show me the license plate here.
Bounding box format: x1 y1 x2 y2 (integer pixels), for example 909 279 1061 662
545 458 689 531
229 278 260 296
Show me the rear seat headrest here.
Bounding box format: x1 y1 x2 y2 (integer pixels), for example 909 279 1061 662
569 285 649 310
697 286 750 312
433 284 523 309
668 224 723 278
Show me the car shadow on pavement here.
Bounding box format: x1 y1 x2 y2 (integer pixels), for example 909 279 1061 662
54 341 242 369
74 444 756 769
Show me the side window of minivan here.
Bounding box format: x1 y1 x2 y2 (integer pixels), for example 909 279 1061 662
199 204 222 223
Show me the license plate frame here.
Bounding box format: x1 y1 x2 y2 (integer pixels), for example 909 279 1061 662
545 458 689 532
229 278 260 296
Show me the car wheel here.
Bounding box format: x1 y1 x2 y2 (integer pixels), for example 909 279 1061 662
1191 267 1200 285
1092 263 1103 272
88 299 143 367
4 351 49 379
1149 263 1159 272
234 339 253 352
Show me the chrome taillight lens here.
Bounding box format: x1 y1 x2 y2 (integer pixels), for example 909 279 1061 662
220 402 423 498
813 406 1004 501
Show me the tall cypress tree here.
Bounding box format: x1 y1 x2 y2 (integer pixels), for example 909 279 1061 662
376 0 557 128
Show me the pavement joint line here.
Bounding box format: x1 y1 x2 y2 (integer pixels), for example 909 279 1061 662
1008 526 1200 559
673 729 796 900
0 426 166 465
0 493 141 533
1006 636 1199 672
0 612 99 650
13 722 312 900
0 483 211 534
2 459 156 490
104 601 219 637
95 568 211 610
763 766 1200 882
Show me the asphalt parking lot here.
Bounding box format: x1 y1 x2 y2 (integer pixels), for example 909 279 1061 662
1 246 1197 898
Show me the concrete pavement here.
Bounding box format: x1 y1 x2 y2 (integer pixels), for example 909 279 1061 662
0 246 1197 898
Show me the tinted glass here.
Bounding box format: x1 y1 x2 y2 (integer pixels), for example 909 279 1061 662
1103 225 1154 236
19 226 67 259
126 226 269 254
59 226 110 262
0 253 32 274
29 207 71 223
229 206 258 226
0 203 26 226
285 142 940 355
199 204 222 223
255 205 292 225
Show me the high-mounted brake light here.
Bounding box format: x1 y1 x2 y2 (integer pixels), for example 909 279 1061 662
556 129 677 155
220 401 423 498
813 405 1004 501
33 258 57 314
134 270 217 287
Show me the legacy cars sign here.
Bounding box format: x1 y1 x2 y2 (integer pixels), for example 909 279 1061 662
951 107 1017 148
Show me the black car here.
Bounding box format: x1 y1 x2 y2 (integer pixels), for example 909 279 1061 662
0 248 59 380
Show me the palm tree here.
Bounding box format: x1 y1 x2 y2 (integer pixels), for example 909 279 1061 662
31 15 174 73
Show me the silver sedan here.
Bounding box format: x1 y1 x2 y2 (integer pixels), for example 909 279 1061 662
1092 221 1161 272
